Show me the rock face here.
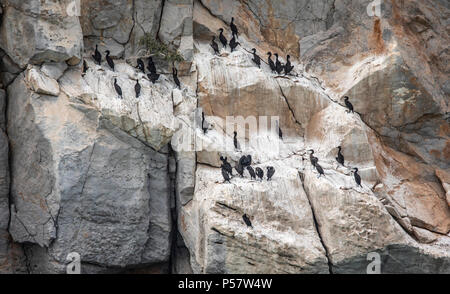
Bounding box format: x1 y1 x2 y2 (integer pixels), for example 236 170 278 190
0 0 448 274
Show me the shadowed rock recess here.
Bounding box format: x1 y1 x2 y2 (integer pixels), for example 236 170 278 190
0 0 448 273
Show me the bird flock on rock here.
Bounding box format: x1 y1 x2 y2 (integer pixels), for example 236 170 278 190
85 44 183 100
89 18 363 230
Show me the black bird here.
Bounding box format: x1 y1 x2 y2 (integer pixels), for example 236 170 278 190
92 45 101 65
221 167 231 183
251 48 261 68
267 52 276 72
233 131 239 150
235 163 244 178
201 112 208 134
147 57 157 74
220 156 233 176
113 78 122 99
315 163 325 178
352 168 363 188
255 167 264 181
210 36 220 55
277 121 283 140
336 146 345 166
239 155 252 167
344 96 354 113
82 60 88 76
218 28 228 48
247 166 256 180
274 53 283 74
135 80 141 98
308 150 318 167
148 72 160 84
229 35 240 52
105 50 115 71
284 55 294 75
173 67 181 89
242 214 252 228
137 58 145 73
230 17 238 38
267 166 275 181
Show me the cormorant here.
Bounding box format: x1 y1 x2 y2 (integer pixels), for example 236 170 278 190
221 167 231 183
267 166 275 181
277 120 283 140
218 28 228 48
113 78 122 99
315 163 325 178
173 67 181 89
82 60 88 76
242 214 252 228
220 156 233 176
105 50 115 71
274 53 283 74
344 96 354 113
210 36 220 55
201 112 208 134
147 57 156 74
235 163 244 178
137 58 145 73
247 166 256 180
229 35 240 52
135 80 141 98
352 168 362 187
92 45 101 65
308 150 318 167
255 167 264 181
284 55 294 75
267 52 276 72
233 131 239 150
148 72 160 84
251 48 261 68
336 146 345 166
230 17 238 38
239 155 252 167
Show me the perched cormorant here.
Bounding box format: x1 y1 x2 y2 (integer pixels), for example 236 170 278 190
284 55 294 75
105 50 115 71
274 53 283 74
344 96 354 113
336 146 345 166
82 60 88 76
235 163 244 178
137 58 145 73
308 150 318 167
352 168 362 187
220 156 233 176
242 214 252 228
255 167 264 181
230 17 238 38
201 112 208 134
221 167 231 183
315 163 325 178
218 28 228 48
148 72 160 84
277 120 283 140
267 166 275 181
173 67 181 89
147 57 156 74
267 52 276 72
247 166 256 180
113 78 122 99
233 131 239 150
210 36 220 55
239 155 252 167
135 80 141 98
92 45 101 65
251 48 261 68
229 35 240 52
